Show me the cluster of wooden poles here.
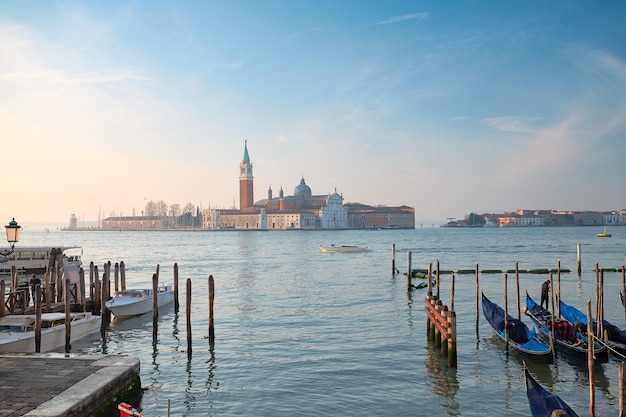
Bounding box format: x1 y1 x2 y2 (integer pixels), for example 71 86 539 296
393 240 626 417
86 261 217 359
402 252 458 368
0 260 217 358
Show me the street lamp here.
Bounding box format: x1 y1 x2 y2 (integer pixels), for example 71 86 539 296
1 218 21 257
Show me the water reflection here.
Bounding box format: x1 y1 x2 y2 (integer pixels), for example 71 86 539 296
185 358 196 413
405 289 415 328
424 341 459 416
205 341 217 391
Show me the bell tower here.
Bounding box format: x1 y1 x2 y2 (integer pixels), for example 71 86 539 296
239 140 254 210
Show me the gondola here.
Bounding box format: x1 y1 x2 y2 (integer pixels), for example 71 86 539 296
524 293 607 359
481 293 552 359
559 298 626 358
524 365 581 417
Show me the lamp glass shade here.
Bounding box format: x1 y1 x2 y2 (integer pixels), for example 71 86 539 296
5 218 21 244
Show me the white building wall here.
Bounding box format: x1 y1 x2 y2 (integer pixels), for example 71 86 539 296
604 213 626 224
320 193 347 229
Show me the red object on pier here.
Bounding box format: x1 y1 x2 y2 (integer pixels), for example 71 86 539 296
118 402 134 417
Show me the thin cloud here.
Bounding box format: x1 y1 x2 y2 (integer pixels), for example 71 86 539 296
372 13 429 26
483 116 542 134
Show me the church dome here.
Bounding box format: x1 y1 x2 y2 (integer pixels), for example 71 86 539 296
294 177 312 197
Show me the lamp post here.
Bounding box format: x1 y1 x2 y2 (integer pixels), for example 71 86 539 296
1 218 21 257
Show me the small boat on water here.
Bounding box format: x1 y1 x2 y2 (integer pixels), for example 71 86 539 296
0 312 101 353
482 293 552 359
105 285 175 318
0 246 82 275
524 293 607 359
598 226 611 237
319 244 368 253
524 364 581 417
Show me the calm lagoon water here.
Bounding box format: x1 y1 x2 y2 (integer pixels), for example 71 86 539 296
17 226 626 416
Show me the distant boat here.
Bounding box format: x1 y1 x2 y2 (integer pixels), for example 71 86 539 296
319 244 368 253
598 226 611 237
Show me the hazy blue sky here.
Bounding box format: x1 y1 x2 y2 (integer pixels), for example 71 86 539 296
1 1 625 226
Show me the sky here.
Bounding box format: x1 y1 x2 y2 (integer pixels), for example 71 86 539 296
1 1 626 227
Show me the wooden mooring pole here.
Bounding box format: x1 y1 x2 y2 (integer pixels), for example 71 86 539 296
406 252 412 290
45 269 52 313
435 259 440 299
174 263 180 313
587 300 595 417
101 266 110 328
65 278 71 353
622 265 626 326
114 262 120 293
209 275 215 342
186 278 192 359
577 243 582 275
94 265 101 316
392 244 396 275
120 261 126 291
56 262 62 302
152 273 159 340
475 262 479 324
35 284 42 353
515 261 521 320
0 280 5 317
617 362 626 417
79 268 86 312
89 262 94 304
504 273 509 350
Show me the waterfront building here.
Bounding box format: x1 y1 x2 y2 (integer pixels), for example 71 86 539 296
345 203 416 229
603 210 626 225
100 142 415 231
102 216 168 230
202 142 414 230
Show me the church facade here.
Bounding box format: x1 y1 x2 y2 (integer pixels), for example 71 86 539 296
202 142 415 230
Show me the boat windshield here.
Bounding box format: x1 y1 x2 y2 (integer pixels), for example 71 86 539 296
116 290 148 298
0 325 28 332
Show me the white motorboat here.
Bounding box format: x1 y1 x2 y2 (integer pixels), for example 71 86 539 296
0 312 101 353
0 246 82 275
105 285 175 318
319 244 368 253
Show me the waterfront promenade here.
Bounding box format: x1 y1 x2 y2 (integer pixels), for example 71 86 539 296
0 354 140 417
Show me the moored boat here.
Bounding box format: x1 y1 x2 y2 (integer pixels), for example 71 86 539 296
597 226 611 237
525 364 581 417
105 285 175 318
524 293 607 360
319 244 367 253
0 312 101 353
558 298 625 358
0 246 82 275
482 293 552 359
